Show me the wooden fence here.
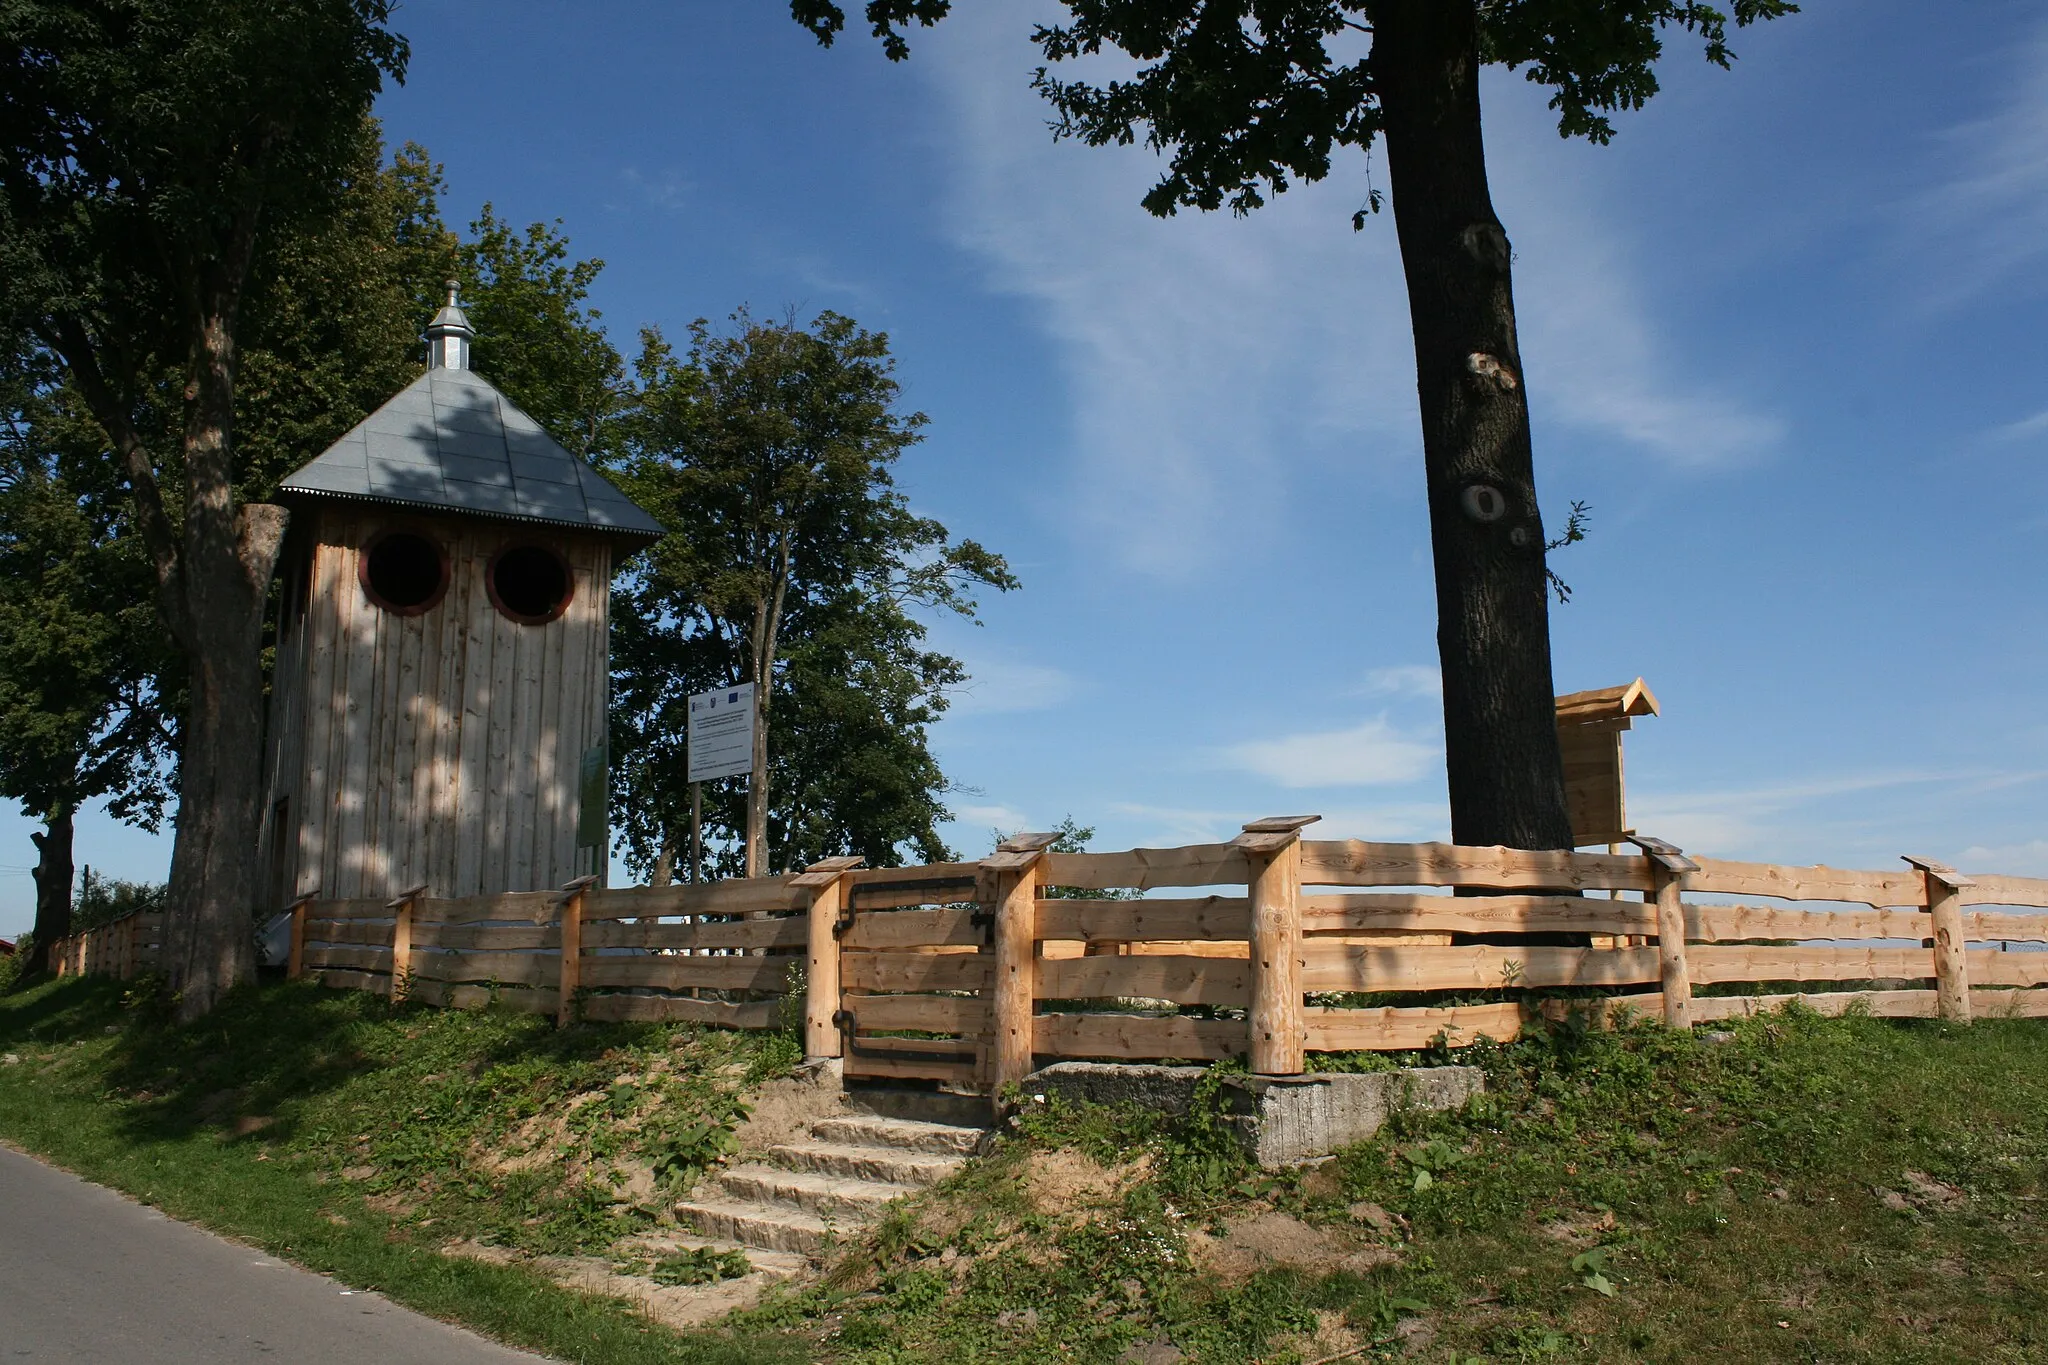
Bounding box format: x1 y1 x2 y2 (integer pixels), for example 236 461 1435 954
266 822 2048 1091
50 910 164 980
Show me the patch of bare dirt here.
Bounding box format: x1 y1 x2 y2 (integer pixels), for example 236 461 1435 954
445 1240 796 1329
733 1058 846 1154
1264 1308 1369 1364
1538 1208 1617 1245
1186 1211 1397 1282
1021 1148 1134 1215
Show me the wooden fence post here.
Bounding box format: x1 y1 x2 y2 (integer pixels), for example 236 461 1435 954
985 833 1061 1096
1630 835 1698 1029
286 893 316 981
386 884 427 1001
1905 856 1975 1024
1236 816 1321 1076
792 855 864 1060
556 875 598 1026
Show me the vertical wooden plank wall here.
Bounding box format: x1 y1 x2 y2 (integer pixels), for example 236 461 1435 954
261 510 615 906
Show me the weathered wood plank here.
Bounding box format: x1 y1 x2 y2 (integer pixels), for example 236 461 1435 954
303 918 395 947
1687 945 1931 984
1299 840 1654 893
1303 1001 1527 1051
1965 952 2048 989
843 993 986 1034
578 994 781 1028
1037 954 1251 1006
581 881 805 920
1962 874 2048 909
579 956 795 993
1301 944 1662 993
412 892 559 925
1683 858 1923 907
408 922 560 952
1128 940 1253 958
842 1048 981 1085
303 944 393 973
407 949 559 988
846 862 981 890
1034 896 1251 943
1301 893 1653 937
581 918 806 951
1687 904 1929 942
841 907 980 950
1968 988 2048 1018
1964 912 2048 943
1033 1012 1244 1061
1041 844 1251 891
842 951 993 993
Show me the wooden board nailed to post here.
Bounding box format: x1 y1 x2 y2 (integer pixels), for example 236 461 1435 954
1555 678 1660 848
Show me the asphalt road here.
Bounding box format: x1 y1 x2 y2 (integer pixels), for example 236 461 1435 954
0 1145 555 1362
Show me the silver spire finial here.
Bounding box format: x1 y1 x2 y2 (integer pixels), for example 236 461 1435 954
426 279 475 371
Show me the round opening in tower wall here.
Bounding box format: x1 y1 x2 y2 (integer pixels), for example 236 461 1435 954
360 530 449 615
489 544 572 625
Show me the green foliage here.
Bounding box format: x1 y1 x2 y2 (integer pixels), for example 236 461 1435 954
791 1 1796 220
647 1246 754 1286
71 869 168 934
608 309 1017 876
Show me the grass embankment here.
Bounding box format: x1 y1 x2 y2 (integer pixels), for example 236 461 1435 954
5 977 2047 1363
751 1009 2048 1363
0 974 808 1364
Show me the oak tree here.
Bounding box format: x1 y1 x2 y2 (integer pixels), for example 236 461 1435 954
0 0 407 1013
789 0 1792 849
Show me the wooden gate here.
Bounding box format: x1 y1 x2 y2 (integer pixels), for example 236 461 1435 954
825 861 991 1088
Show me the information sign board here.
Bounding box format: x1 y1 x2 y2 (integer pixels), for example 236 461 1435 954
687 683 755 783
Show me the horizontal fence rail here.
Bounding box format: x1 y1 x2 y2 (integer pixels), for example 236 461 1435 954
50 828 2045 1092
50 911 162 981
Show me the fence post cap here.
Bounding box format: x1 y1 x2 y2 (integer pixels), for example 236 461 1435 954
792 856 864 888
1627 834 1699 874
1902 855 1975 890
385 883 430 910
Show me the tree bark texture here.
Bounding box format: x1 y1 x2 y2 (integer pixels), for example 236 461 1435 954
26 802 74 977
1368 0 1575 851
151 307 289 1018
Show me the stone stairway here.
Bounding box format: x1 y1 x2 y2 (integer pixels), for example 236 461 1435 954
676 1098 989 1262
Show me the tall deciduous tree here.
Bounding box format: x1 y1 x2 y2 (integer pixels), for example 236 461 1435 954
0 0 407 1014
0 346 174 976
611 311 1015 878
789 0 1792 850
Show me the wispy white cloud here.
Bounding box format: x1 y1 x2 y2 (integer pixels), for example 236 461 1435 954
1958 840 2048 879
1989 409 2048 443
915 10 1782 576
1628 767 2047 859
954 802 1032 833
947 658 1078 715
1222 716 1439 789
1360 664 1442 700
1900 20 2048 308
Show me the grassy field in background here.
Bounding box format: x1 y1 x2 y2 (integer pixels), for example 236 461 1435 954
4 975 2047 1363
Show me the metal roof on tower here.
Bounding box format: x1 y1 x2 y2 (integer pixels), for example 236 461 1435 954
277 284 665 543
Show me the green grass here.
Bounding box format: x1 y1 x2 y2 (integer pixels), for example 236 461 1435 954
0 974 809 1364
740 1005 2048 1363
10 974 2048 1363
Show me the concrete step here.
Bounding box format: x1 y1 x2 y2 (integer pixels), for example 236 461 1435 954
768 1140 964 1187
716 1164 912 1220
673 1197 837 1257
810 1114 988 1156
842 1084 992 1128
623 1231 809 1281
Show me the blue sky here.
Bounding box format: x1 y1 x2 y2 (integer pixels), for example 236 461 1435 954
4 0 2045 935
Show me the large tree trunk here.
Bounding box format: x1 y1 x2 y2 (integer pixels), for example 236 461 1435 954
1369 0 1575 852
25 800 74 977
160 309 290 1019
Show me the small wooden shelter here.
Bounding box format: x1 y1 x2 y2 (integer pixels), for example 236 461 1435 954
256 287 664 908
1554 677 1660 848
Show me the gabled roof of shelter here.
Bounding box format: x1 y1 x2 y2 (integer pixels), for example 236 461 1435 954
1555 677 1661 728
278 366 665 543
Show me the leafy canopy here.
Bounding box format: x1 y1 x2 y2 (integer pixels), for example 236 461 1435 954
790 0 1795 219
